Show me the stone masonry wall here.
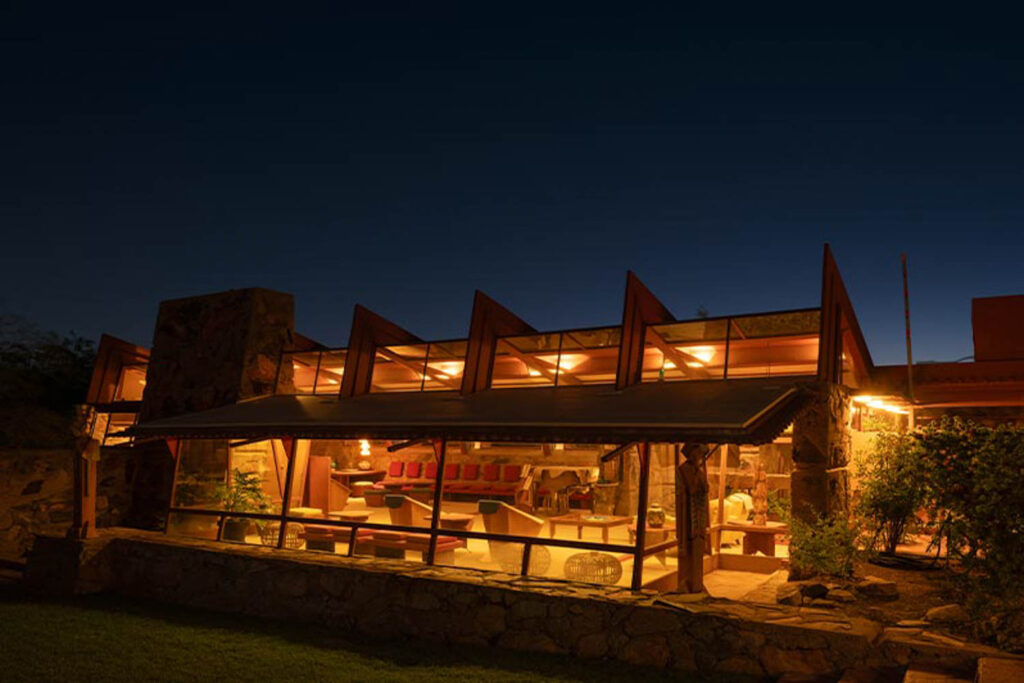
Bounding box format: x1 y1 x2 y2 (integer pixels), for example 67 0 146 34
0 449 131 559
26 529 1006 678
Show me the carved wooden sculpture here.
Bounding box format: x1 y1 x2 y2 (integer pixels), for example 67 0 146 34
69 404 100 539
675 443 711 593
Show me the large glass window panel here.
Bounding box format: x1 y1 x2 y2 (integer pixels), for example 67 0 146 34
422 340 466 391
314 349 346 394
168 439 289 546
491 334 561 388
278 351 321 394
726 310 820 378
113 363 148 401
555 327 620 385
642 319 728 382
371 344 429 392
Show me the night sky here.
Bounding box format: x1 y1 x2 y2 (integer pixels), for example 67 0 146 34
3 6 1022 366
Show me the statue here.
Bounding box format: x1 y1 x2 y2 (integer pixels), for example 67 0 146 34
675 443 711 593
69 405 101 539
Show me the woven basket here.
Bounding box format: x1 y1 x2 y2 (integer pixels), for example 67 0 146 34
491 542 551 576
563 552 623 585
258 522 303 549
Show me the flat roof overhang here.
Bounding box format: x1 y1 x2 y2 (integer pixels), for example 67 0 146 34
127 377 815 445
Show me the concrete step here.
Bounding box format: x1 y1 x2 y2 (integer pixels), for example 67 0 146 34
974 657 1024 683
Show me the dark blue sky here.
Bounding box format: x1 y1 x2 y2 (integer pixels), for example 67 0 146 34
3 5 1022 365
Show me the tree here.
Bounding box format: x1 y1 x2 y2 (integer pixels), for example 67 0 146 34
0 315 96 448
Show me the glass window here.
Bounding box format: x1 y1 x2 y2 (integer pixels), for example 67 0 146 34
277 351 321 394
642 319 728 382
726 310 820 378
167 439 289 546
422 340 466 392
371 344 429 393
555 327 620 385
491 334 561 388
433 441 642 587
113 364 147 401
314 350 346 394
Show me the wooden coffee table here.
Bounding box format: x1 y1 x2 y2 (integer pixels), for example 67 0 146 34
548 512 632 543
720 521 788 557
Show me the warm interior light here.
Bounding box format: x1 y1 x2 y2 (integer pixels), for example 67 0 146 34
677 345 715 365
429 361 464 376
527 368 542 377
359 439 371 456
325 378 338 385
853 395 909 415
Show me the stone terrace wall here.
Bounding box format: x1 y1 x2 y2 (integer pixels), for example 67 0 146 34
26 529 1008 679
0 450 131 559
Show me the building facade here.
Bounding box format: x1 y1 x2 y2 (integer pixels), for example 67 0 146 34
78 245 1023 593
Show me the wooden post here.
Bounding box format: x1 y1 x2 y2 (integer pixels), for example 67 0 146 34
630 442 651 591
425 437 447 565
676 443 711 593
277 438 298 549
162 438 182 534
715 446 727 554
69 405 100 539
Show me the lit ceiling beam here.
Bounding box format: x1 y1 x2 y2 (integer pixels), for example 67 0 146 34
376 347 461 390
601 441 639 462
387 438 431 453
645 328 711 379
499 342 583 386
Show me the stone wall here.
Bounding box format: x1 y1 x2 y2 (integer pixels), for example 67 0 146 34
791 383 852 523
0 449 131 559
140 288 295 422
26 529 1006 678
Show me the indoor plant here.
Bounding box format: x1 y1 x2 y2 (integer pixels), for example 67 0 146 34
215 469 271 542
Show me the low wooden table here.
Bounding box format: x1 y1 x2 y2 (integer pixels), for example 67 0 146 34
330 510 371 523
720 521 788 557
549 512 632 544
628 524 676 565
331 469 386 486
423 512 474 531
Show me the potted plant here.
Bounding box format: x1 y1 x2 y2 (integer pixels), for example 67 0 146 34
168 474 218 537
216 469 271 542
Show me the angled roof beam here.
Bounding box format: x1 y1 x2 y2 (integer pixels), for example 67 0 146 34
461 291 538 394
616 271 676 390
376 346 461 391
645 327 711 379
498 340 583 386
818 244 875 386
339 305 423 398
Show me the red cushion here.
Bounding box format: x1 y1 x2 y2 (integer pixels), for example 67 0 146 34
444 464 460 480
502 465 522 483
481 464 500 481
388 461 405 477
424 461 438 479
462 463 479 480
405 461 422 479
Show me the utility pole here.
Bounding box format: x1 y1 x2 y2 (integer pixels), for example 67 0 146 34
901 253 916 428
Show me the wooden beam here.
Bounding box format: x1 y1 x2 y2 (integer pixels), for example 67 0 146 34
601 441 638 462
375 346 461 390
461 291 537 395
498 340 583 386
645 327 711 379
387 438 431 453
616 271 675 390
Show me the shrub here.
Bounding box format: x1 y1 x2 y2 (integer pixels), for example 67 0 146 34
789 513 859 579
916 417 1024 650
855 427 925 555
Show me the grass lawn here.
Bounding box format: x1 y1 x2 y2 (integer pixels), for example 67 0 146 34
0 582 712 682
